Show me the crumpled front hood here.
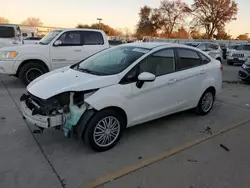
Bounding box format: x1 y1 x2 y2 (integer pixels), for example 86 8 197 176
27 67 120 100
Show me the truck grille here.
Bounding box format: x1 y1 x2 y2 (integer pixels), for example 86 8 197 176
232 53 245 58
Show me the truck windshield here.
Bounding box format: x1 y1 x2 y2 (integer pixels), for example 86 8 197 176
0 26 15 38
39 30 62 45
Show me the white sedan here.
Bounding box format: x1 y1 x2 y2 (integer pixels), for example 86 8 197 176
20 42 222 152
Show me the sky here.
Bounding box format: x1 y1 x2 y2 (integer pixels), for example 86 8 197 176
2 0 250 37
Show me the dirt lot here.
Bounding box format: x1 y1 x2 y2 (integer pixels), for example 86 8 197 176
0 63 250 188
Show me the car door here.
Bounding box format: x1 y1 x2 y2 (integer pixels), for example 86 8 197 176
121 48 184 125
50 31 85 70
174 48 208 108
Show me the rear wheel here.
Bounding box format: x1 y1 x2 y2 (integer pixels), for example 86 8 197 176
83 109 126 152
18 62 48 85
196 90 215 116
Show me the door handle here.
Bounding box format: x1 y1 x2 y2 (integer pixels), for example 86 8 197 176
74 49 81 52
167 79 177 84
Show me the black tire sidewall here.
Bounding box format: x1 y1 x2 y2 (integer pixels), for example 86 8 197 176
83 109 125 152
196 91 215 116
18 62 47 85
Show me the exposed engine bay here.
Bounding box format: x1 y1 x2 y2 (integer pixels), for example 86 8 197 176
20 90 97 137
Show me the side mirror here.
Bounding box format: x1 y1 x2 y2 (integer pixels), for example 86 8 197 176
54 40 62 46
136 72 156 88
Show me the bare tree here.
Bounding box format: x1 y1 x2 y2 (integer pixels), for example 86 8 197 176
191 0 238 39
0 17 9 24
22 17 43 26
159 0 191 37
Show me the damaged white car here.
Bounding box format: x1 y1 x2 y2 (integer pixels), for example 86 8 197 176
20 42 222 152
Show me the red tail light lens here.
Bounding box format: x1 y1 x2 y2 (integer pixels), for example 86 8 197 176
220 64 223 71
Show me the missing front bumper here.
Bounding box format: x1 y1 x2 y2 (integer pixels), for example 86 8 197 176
21 101 64 129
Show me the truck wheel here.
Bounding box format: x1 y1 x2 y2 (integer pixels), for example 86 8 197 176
18 62 47 85
83 109 126 152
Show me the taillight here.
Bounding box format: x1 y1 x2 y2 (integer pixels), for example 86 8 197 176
220 64 223 71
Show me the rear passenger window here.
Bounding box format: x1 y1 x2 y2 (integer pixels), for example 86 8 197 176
82 31 104 45
177 49 201 70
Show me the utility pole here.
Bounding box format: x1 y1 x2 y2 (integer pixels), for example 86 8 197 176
97 18 102 30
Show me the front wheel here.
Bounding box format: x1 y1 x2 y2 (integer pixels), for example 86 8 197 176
18 62 47 85
196 90 215 116
83 109 125 152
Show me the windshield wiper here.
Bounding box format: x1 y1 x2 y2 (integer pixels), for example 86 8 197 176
76 67 103 75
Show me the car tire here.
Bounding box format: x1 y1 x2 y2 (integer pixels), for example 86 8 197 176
83 109 126 152
196 89 215 116
18 62 47 85
227 61 234 66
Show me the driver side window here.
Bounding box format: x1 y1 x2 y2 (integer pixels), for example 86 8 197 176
121 49 175 84
56 31 82 46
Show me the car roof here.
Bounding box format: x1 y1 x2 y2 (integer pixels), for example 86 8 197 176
121 42 195 50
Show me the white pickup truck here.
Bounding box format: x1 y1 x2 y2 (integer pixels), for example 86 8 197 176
0 28 109 85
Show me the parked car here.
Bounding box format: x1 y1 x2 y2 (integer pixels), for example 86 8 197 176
23 37 42 44
227 43 250 65
20 42 222 152
0 24 23 48
0 28 109 85
238 60 250 82
108 40 124 47
185 42 223 62
226 44 240 57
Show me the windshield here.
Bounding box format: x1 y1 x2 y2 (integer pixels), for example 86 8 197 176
75 46 150 75
185 43 200 47
228 45 239 49
0 26 15 38
39 30 62 45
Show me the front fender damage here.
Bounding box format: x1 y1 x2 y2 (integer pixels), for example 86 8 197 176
20 91 96 138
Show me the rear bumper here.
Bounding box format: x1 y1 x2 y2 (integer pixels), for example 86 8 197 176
21 101 63 129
